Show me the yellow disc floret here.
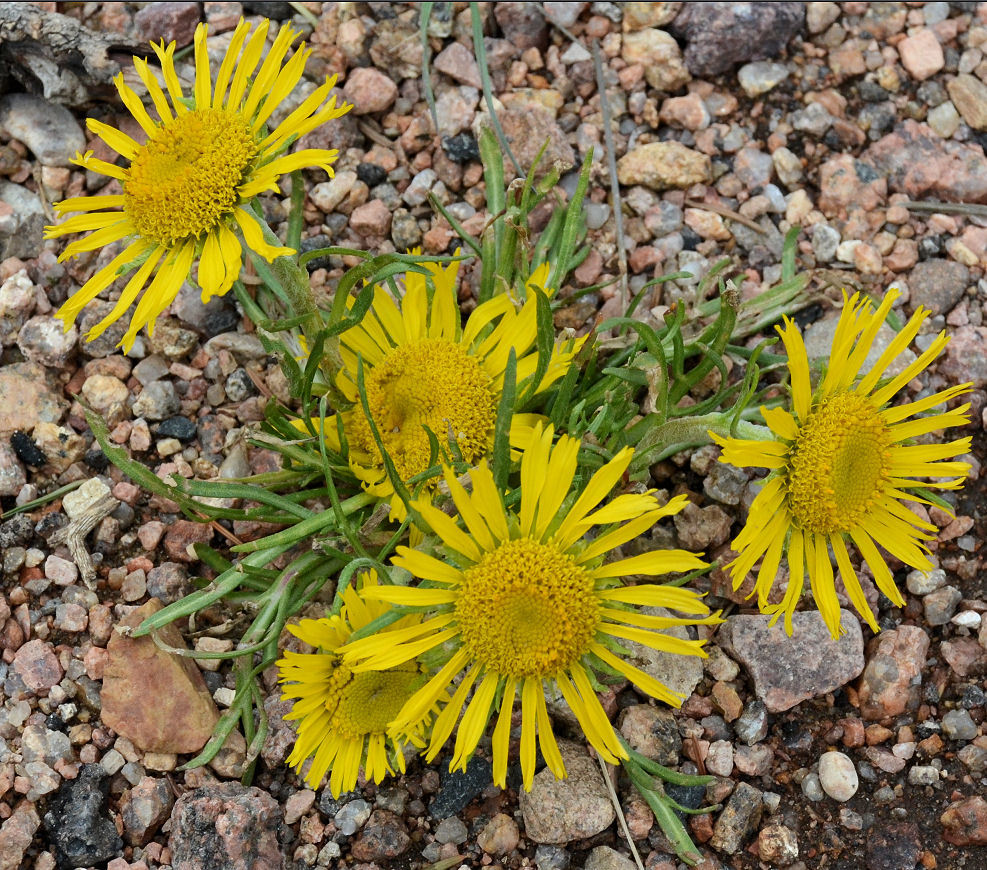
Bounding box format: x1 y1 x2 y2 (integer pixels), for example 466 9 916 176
350 338 497 482
455 538 600 678
326 662 422 739
125 108 257 245
786 391 892 535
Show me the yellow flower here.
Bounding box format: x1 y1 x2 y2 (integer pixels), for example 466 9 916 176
315 258 584 522
341 424 720 790
713 289 972 637
277 572 442 797
45 18 350 351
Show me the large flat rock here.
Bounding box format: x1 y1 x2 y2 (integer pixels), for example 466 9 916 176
720 610 865 712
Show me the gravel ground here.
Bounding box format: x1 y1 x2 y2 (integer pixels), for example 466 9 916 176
1 2 986 869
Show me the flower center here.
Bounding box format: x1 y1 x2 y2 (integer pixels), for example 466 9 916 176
350 338 498 483
124 108 256 246
456 538 600 678
326 661 422 739
786 392 892 534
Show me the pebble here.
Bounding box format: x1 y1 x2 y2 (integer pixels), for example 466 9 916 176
675 3 804 77
923 585 962 625
858 626 929 721
434 816 468 845
334 799 371 836
941 709 978 741
710 782 763 855
583 846 636 870
737 62 789 97
477 813 520 855
617 142 711 191
898 29 945 81
17 315 78 368
0 803 41 870
349 809 410 861
520 742 615 844
721 610 864 713
343 67 398 114
0 93 86 166
758 824 799 866
947 74 987 131
349 199 392 238
907 259 970 316
134 1 201 45
734 700 769 745
13 639 64 692
131 381 180 421
906 567 946 595
0 270 36 345
618 705 681 765
941 796 987 846
907 765 939 786
818 752 858 802
811 224 841 262
801 772 824 801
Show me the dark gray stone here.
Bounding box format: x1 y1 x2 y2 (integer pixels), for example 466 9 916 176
42 764 123 869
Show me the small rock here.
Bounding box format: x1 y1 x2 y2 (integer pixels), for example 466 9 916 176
706 740 734 777
758 824 799 866
811 224 841 262
17 315 77 368
429 755 492 819
737 62 789 97
310 170 358 213
947 74 987 131
801 772 824 801
13 638 64 692
132 381 180 421
0 803 40 870
906 567 946 595
907 765 939 786
941 709 978 741
489 103 575 179
334 798 371 835
857 625 929 721
617 142 711 190
134 1 200 44
349 810 410 862
898 29 944 81
434 41 482 88
817 751 858 802
0 271 36 345
0 182 45 260
163 519 214 562
673 2 805 77
0 441 26 496
734 743 774 776
81 374 129 414
734 700 769 745
923 585 962 626
42 765 123 870
907 259 970 316
0 93 86 166
618 705 681 765
101 599 220 753
343 67 398 114
169 783 283 870
494 2 548 51
584 845 637 870
866 823 921 870
349 199 392 238
120 776 174 846
477 813 520 855
720 610 864 713
710 781 762 855
520 742 615 844
433 816 468 845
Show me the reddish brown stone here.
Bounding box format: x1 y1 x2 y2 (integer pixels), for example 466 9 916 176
941 796 987 846
12 639 63 692
857 625 929 721
0 802 40 870
100 599 219 753
163 520 214 563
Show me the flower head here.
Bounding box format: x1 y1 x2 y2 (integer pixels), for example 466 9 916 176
713 289 972 637
45 18 350 351
277 572 441 796
341 424 720 789
316 259 584 521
